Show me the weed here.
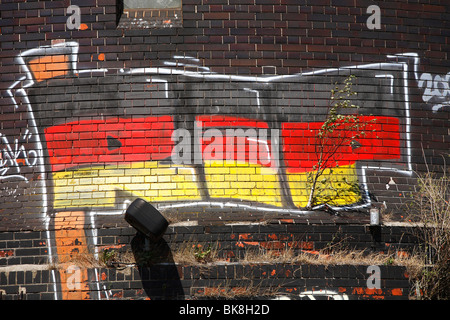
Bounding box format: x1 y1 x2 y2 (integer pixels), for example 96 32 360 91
306 75 376 210
193 244 212 263
100 249 117 266
172 241 219 265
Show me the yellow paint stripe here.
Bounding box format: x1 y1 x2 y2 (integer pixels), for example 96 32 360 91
52 162 201 208
287 163 362 208
52 161 362 210
203 160 283 207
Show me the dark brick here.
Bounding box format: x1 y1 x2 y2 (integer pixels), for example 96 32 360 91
0 0 445 300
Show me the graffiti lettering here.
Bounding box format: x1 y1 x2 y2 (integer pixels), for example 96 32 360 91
299 290 349 300
0 130 38 181
273 289 349 300
418 72 450 112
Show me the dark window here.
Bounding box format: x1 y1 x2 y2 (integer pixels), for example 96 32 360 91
124 0 181 9
117 0 182 29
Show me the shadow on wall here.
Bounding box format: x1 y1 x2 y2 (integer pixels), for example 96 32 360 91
131 232 185 299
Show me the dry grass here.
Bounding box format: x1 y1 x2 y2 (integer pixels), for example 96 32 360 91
199 279 282 299
190 246 425 299
56 239 425 274
52 252 103 269
407 170 450 299
53 249 136 269
168 238 426 284
49 236 428 300
171 241 220 265
239 246 424 270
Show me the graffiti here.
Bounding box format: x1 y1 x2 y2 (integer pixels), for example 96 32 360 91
273 289 349 300
2 41 421 299
4 41 414 217
418 72 450 112
0 98 45 209
299 290 349 300
273 287 405 300
0 130 39 182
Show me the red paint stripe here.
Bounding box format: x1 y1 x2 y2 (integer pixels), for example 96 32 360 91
200 134 274 167
197 116 273 167
45 116 174 172
282 116 401 173
45 115 401 173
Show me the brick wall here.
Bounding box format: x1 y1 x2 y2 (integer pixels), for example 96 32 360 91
0 223 416 300
1 0 449 228
0 0 448 300
0 222 421 268
0 264 412 300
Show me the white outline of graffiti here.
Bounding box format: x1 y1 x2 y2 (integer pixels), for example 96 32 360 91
273 290 349 300
6 42 421 299
7 42 417 218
